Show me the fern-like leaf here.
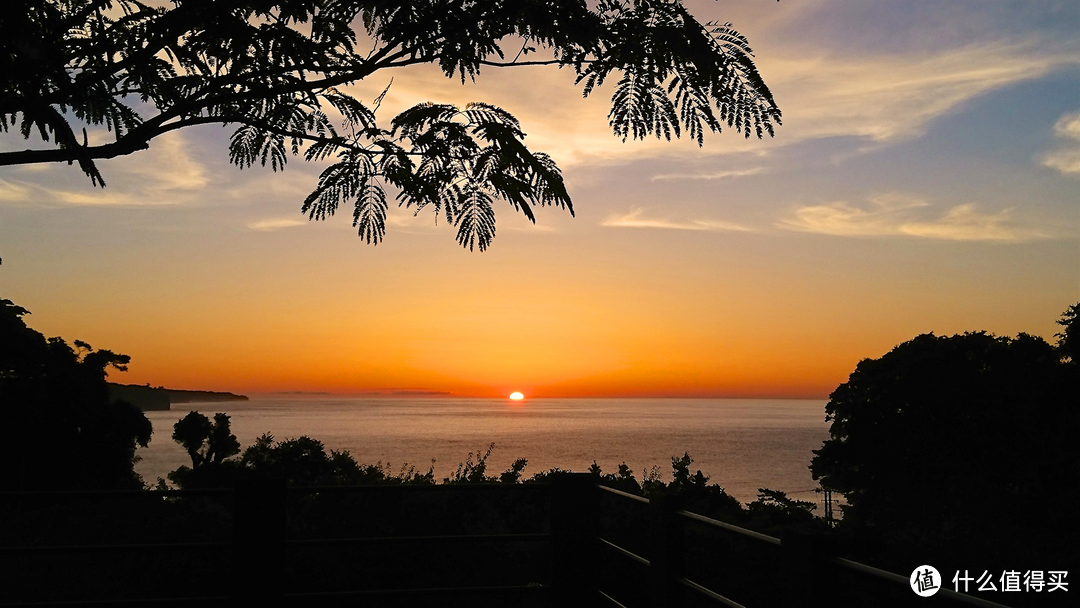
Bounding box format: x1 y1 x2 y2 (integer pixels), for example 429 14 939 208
455 187 496 251
353 181 387 244
324 89 377 129
301 150 375 220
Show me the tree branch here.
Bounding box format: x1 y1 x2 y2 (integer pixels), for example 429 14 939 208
478 59 576 67
0 138 149 167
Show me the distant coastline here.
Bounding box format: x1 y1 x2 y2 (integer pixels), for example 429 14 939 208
108 383 248 411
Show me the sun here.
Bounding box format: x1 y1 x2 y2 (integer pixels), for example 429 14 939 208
509 392 525 401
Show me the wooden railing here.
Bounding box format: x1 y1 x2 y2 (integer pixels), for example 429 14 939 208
589 480 1015 608
0 474 1016 607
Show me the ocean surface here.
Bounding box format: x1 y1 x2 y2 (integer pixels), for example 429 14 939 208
136 397 831 506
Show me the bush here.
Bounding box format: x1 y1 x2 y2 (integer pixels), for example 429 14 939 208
0 299 151 490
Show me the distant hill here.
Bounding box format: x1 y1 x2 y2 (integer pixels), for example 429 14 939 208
107 383 248 411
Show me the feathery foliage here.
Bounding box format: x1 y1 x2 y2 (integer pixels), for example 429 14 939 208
1 0 781 250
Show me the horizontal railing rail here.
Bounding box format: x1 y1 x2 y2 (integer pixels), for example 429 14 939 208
593 482 1016 608
679 576 749 608
598 587 632 607
676 508 781 546
829 557 1013 608
598 536 651 567
0 478 1021 608
597 484 650 504
594 484 775 607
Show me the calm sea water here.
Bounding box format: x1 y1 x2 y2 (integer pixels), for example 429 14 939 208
136 397 831 505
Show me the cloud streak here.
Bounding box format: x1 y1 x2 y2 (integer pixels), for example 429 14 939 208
1040 110 1080 175
246 217 309 231
779 193 1060 243
0 131 208 206
763 41 1079 146
651 168 764 182
603 208 754 232
0 178 180 207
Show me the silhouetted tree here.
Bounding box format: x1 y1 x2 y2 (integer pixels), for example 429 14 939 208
745 488 816 524
240 434 339 484
588 460 642 495
1 0 780 250
172 411 241 468
498 458 529 484
1057 302 1079 363
443 442 502 484
0 298 151 490
661 452 743 518
810 303 1080 565
167 419 437 487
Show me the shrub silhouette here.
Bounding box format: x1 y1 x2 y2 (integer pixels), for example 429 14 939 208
0 298 150 490
167 412 437 488
163 419 813 535
810 302 1080 569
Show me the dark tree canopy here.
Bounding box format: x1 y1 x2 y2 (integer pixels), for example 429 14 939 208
165 413 439 488
0 298 152 490
1057 302 1079 363
810 304 1080 562
0 0 781 250
172 410 241 468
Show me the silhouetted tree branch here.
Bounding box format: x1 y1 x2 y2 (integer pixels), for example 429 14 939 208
1 0 781 250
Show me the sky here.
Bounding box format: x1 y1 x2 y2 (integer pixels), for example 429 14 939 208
1 0 1078 398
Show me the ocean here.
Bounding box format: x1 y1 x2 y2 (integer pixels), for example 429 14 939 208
136 397 831 506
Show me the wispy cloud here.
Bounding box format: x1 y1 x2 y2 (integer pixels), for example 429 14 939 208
338 37 1080 170
0 178 178 206
779 193 1059 242
130 131 208 190
1042 149 1080 174
0 180 33 202
385 211 435 228
898 204 1051 242
503 223 557 233
1040 110 1080 175
247 217 308 231
0 131 207 206
1053 111 1080 140
779 194 927 237
651 168 764 182
764 41 1079 146
603 208 754 232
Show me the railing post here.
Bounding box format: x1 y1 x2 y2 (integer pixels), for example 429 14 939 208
781 528 832 608
551 472 599 604
649 493 684 608
232 478 287 601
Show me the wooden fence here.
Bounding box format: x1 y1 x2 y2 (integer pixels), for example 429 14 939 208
0 474 1014 607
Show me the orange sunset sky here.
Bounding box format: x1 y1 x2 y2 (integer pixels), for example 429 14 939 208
1 0 1078 398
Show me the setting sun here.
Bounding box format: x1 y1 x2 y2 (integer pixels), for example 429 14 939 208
509 392 525 401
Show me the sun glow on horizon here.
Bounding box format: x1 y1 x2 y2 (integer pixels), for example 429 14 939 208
509 392 525 401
